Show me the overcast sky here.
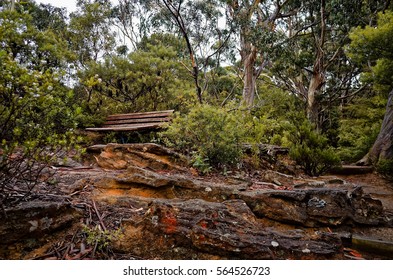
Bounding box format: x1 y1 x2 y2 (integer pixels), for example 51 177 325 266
38 0 119 12
38 0 77 12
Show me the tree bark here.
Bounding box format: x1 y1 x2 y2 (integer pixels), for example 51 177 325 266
231 0 291 107
307 71 324 127
306 0 326 128
241 43 257 107
359 89 393 165
10 0 16 11
235 0 260 107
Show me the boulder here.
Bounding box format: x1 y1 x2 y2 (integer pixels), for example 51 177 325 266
0 200 81 259
92 166 385 227
114 198 343 259
239 186 384 227
92 143 189 171
92 165 249 201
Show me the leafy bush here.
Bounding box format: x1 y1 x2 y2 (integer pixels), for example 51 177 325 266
75 39 195 125
376 159 393 180
161 104 245 170
82 225 122 251
337 95 385 163
288 121 341 176
0 10 82 206
0 50 82 206
243 86 304 147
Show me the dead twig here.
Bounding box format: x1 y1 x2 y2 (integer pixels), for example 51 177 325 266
61 231 78 260
92 200 107 232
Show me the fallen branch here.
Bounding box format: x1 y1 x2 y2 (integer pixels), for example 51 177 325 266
92 200 107 232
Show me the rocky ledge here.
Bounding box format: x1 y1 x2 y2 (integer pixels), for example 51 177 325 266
1 143 392 260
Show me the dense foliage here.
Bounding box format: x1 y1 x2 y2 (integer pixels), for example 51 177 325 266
161 104 245 170
0 6 82 205
288 121 341 176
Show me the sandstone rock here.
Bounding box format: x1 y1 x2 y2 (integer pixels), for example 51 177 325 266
92 165 249 202
93 143 189 171
239 187 384 227
114 198 343 259
0 200 81 259
92 166 385 227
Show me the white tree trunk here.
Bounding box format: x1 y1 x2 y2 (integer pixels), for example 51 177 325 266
241 46 257 107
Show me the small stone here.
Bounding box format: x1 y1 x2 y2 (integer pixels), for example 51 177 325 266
327 178 346 184
309 181 325 187
302 248 311 253
273 179 282 186
271 241 279 247
205 187 212 192
308 197 327 208
28 220 38 232
151 215 158 226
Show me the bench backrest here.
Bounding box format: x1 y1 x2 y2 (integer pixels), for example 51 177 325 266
86 110 174 132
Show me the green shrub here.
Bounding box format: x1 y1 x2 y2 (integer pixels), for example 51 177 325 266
0 9 82 206
242 87 305 147
82 225 122 251
288 121 341 176
376 159 393 180
161 104 245 170
337 95 386 163
0 52 82 206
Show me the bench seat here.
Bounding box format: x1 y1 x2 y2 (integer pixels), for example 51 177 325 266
86 110 174 132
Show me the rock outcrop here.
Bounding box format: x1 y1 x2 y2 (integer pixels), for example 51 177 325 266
92 163 385 227
2 143 391 260
91 143 189 171
114 198 343 259
0 200 81 259
239 187 384 227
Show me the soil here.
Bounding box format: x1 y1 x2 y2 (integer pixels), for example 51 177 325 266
335 173 393 212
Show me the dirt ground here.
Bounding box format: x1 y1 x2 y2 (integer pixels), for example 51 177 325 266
336 173 393 212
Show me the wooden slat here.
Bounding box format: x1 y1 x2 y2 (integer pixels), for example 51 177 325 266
86 123 164 132
85 110 174 132
102 122 163 128
104 117 170 126
106 110 174 121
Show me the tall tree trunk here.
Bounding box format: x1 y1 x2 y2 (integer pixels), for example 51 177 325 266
233 0 289 107
190 53 203 104
306 0 326 128
241 44 257 107
230 0 261 108
359 89 393 165
10 0 16 11
161 0 203 104
307 68 324 127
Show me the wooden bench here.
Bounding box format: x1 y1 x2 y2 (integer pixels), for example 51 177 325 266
86 110 174 132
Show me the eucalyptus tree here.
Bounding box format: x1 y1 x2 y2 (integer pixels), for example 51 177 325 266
128 0 232 104
143 0 296 107
266 0 391 130
112 0 155 51
224 0 296 107
29 2 68 33
68 0 116 68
